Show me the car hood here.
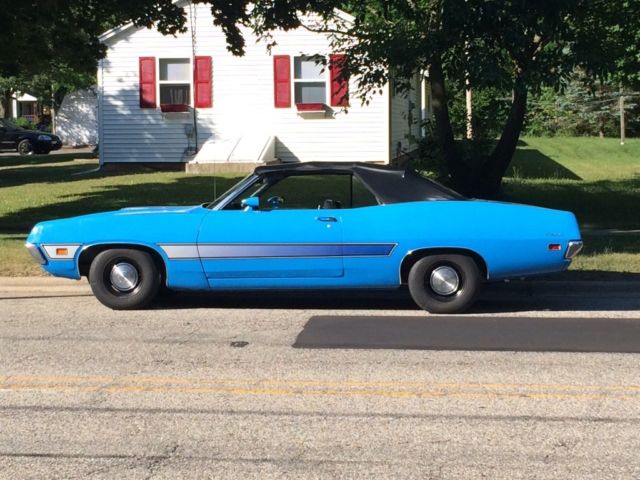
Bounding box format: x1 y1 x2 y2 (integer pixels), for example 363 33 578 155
14 127 58 137
116 205 202 215
27 205 207 245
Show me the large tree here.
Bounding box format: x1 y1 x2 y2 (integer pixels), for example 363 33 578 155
0 0 188 118
299 0 640 195
198 0 640 195
2 0 637 194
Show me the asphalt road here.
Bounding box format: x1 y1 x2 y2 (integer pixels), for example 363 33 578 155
1 281 640 479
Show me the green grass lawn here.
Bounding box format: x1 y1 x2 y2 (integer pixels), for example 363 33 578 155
0 155 244 275
0 138 638 276
503 137 640 230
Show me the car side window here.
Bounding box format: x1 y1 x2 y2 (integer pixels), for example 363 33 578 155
256 174 379 210
259 174 350 209
352 175 379 207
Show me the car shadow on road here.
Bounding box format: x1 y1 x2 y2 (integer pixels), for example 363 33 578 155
154 281 640 313
292 315 640 353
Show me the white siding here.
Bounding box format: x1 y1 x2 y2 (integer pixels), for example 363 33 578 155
390 74 422 159
100 6 389 164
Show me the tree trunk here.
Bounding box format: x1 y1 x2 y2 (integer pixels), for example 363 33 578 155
429 58 460 183
1 89 12 119
480 79 528 195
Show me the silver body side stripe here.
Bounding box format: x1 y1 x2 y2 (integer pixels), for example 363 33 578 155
159 243 396 260
159 245 200 259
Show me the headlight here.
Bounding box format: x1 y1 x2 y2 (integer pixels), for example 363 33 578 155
37 134 52 141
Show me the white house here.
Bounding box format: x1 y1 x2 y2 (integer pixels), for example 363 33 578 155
97 3 430 169
10 93 40 122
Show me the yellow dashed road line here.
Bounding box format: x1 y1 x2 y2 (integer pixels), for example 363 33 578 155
1 374 639 401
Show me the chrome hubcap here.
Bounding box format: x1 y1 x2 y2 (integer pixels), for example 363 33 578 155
109 262 139 292
429 266 460 296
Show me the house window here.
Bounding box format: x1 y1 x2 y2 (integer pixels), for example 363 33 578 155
293 55 326 105
159 58 191 106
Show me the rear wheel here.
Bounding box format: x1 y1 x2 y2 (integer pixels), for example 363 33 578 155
408 254 481 314
88 249 160 310
17 139 34 156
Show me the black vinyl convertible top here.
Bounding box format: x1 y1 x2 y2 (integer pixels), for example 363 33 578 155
254 162 465 204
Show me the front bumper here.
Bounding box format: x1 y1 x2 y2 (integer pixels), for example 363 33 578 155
25 242 47 264
36 138 62 151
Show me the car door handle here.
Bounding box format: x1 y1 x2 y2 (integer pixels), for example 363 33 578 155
316 216 338 222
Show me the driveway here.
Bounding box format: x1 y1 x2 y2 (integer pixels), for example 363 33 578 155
1 279 639 479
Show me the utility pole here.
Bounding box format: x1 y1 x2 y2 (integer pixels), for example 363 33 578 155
464 40 473 140
50 84 56 135
619 87 625 145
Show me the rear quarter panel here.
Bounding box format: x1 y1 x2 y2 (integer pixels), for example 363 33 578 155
341 200 580 284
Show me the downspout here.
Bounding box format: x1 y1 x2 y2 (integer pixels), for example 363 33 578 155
98 58 105 169
189 0 199 154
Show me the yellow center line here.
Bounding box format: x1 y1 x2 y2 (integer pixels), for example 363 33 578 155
0 374 639 401
2 373 640 392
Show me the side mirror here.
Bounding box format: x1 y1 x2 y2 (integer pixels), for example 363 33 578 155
241 196 260 211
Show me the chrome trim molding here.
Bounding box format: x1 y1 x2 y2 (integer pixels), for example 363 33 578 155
158 244 200 260
41 244 82 260
159 243 397 260
565 241 583 259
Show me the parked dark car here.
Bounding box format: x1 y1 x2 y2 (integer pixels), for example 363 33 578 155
0 119 62 155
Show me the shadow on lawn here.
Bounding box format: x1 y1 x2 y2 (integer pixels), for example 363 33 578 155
0 152 96 169
0 175 244 233
508 146 582 180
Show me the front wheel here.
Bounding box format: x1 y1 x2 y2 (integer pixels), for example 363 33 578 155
88 249 161 310
408 254 481 314
17 139 34 156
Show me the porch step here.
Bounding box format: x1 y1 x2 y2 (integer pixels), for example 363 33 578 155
185 162 262 174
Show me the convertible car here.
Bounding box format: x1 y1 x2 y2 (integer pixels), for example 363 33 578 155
25 162 582 313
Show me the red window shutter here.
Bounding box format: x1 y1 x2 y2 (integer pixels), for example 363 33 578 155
139 57 156 108
330 53 349 107
194 56 213 108
273 55 291 108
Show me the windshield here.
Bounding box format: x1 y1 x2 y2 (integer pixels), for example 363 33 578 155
0 118 20 129
206 174 258 209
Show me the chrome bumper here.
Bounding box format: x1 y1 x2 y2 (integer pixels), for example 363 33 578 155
565 240 583 259
25 243 47 264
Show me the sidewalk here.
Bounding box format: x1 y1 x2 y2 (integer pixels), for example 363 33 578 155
0 276 90 296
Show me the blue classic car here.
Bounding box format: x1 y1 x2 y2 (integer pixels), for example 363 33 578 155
25 162 582 313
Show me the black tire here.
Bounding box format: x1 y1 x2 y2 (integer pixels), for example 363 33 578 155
407 254 481 314
88 249 161 310
17 139 34 156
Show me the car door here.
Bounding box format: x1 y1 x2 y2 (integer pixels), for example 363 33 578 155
197 174 346 286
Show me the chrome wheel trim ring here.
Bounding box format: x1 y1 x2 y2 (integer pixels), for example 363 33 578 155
429 265 460 296
109 262 139 292
19 142 33 155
